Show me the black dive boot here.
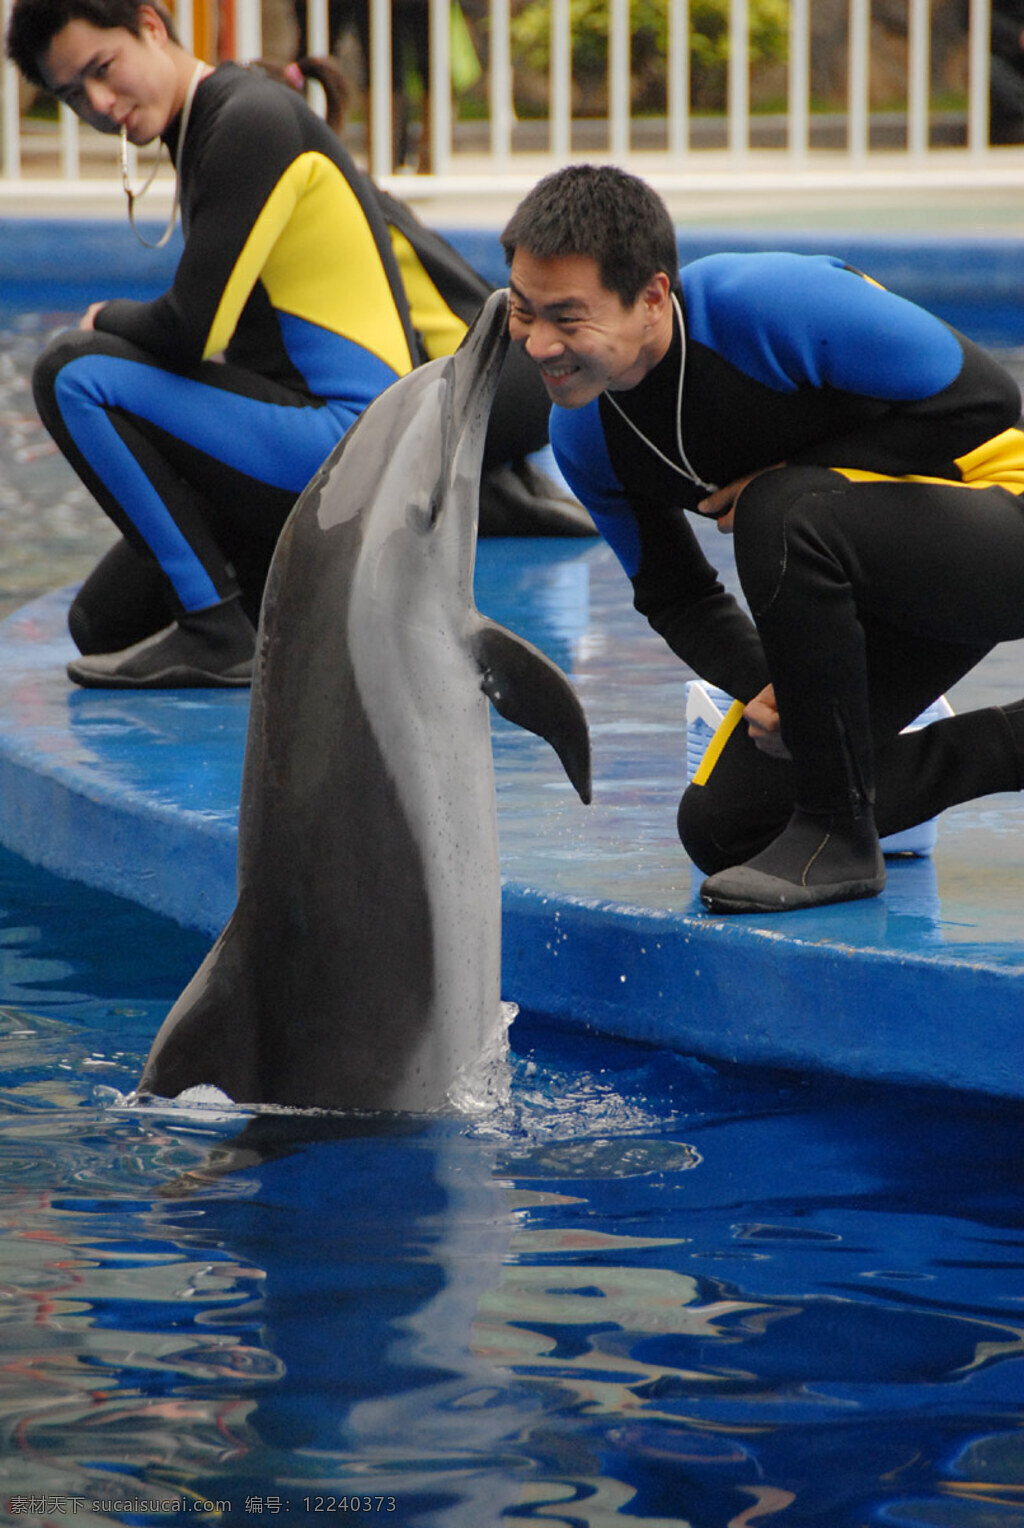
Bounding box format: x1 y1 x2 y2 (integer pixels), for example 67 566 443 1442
67 595 256 690
699 804 886 914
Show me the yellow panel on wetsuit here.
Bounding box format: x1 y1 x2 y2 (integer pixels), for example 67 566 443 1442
206 152 415 377
388 227 469 362
834 426 1024 495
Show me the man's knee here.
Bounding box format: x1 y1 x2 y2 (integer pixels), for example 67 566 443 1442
32 328 118 426
33 326 103 380
678 719 795 874
678 777 792 876
677 778 772 875
33 327 151 396
677 782 733 875
736 464 839 521
32 329 79 412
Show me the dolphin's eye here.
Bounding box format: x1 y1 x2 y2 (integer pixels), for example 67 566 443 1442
406 490 439 534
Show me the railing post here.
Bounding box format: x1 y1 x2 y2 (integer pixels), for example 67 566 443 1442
968 0 992 154
306 0 330 55
488 0 514 162
550 0 572 160
173 0 194 53
848 0 870 158
609 0 631 156
788 0 810 160
369 0 393 178
727 0 749 157
233 0 263 61
59 103 79 180
667 0 689 158
430 0 452 176
2 0 20 182
907 0 931 159
300 0 330 119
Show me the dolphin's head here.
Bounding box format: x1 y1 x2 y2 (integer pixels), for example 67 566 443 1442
409 288 510 543
437 288 510 502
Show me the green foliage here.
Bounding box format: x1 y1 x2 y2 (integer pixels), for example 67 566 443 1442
510 0 789 108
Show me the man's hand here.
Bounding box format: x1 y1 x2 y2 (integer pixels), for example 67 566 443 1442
697 464 785 533
744 683 791 759
80 302 108 331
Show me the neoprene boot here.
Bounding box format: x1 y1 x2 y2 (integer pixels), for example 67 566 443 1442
66 595 256 690
699 804 886 914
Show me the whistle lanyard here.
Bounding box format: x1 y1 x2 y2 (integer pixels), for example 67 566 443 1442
603 295 716 493
121 60 207 249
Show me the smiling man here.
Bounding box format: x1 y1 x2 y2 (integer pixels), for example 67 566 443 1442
506 248 674 408
40 0 190 141
502 164 1024 914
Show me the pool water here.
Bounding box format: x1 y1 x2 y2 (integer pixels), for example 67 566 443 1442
0 312 122 625
0 843 1022 1527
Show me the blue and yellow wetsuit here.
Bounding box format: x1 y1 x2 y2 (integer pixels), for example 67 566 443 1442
33 63 561 654
549 252 1024 868
35 64 419 644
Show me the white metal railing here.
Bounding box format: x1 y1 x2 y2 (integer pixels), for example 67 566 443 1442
2 0 1023 207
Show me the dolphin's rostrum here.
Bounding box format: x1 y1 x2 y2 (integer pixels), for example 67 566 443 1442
138 291 591 1112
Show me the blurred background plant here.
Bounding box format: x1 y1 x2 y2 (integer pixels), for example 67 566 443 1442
507 0 788 115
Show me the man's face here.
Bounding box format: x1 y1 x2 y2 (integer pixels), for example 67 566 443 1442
508 249 669 410
40 8 180 142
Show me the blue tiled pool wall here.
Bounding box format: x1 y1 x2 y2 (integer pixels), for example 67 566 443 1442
5 219 1024 346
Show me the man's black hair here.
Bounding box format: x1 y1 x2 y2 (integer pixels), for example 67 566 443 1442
501 163 680 306
6 0 178 89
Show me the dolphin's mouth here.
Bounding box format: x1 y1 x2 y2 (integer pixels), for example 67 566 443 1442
447 290 511 451
432 290 511 531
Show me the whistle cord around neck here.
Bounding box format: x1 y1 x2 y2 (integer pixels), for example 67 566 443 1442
603 294 716 493
121 60 207 250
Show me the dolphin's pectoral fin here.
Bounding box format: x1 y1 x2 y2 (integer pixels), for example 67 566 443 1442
473 617 592 804
139 913 260 1104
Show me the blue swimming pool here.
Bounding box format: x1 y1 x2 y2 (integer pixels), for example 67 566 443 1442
1 842 1022 1526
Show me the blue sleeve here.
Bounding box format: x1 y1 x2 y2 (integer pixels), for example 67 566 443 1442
682 252 964 401
550 401 642 577
551 400 769 699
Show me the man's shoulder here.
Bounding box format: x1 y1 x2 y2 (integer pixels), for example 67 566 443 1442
201 62 307 128
681 249 847 305
194 63 362 179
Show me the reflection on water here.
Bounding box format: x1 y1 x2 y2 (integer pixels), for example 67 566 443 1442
0 848 1021 1526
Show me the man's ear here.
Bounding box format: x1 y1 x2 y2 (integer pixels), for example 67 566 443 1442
137 3 171 44
640 270 673 324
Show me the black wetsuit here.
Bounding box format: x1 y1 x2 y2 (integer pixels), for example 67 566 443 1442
33 64 554 653
549 252 1024 871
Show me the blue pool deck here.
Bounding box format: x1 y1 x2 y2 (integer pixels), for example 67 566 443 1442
2 216 1023 1102
1 529 1022 1103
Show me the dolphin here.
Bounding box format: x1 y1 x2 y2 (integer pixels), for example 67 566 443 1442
138 290 591 1113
